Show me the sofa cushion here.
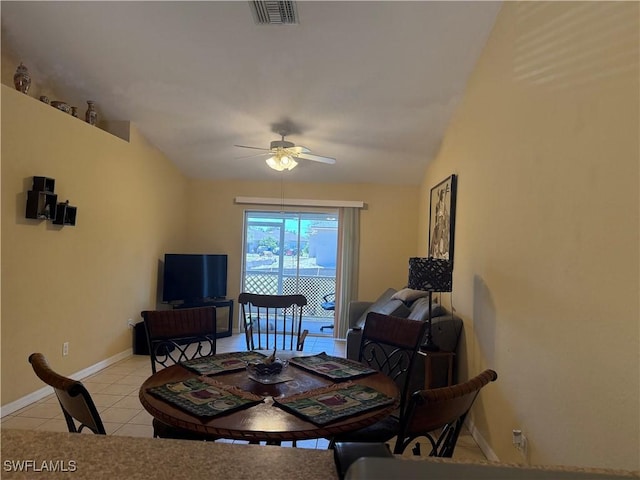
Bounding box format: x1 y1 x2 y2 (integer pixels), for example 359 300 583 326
407 297 446 322
390 288 430 303
354 288 410 329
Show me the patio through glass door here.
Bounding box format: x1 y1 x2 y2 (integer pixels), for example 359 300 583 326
242 211 338 336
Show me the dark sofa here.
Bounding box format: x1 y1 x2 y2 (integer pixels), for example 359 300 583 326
345 288 463 390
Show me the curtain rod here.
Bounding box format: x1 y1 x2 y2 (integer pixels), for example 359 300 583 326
234 196 365 208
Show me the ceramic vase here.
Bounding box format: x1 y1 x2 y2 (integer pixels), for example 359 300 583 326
85 101 97 126
14 63 31 94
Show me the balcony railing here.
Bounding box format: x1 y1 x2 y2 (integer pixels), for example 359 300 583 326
244 272 335 318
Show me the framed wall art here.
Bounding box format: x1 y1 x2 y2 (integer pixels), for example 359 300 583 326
428 174 457 264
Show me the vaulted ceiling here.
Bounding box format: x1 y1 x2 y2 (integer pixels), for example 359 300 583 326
1 1 501 184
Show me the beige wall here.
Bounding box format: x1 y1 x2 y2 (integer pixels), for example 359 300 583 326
185 179 419 322
419 2 639 470
1 86 188 404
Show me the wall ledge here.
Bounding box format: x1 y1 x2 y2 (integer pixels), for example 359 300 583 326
103 120 131 142
1 85 131 143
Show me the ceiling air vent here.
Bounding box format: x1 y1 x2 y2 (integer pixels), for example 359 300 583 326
250 1 298 25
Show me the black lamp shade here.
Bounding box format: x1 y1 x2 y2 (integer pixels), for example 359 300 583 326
408 257 452 293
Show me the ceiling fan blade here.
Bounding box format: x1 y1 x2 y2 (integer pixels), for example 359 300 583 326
235 152 271 159
287 146 311 154
294 152 336 165
234 144 272 152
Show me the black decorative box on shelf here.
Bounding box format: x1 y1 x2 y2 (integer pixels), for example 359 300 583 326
25 176 77 226
32 176 55 193
53 201 77 226
25 190 58 220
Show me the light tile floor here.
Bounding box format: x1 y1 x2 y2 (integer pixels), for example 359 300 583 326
3 334 486 460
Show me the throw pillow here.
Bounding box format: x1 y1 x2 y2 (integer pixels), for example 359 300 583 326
354 288 411 329
408 297 446 321
391 288 430 303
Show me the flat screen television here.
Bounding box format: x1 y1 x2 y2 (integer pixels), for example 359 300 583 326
162 254 228 303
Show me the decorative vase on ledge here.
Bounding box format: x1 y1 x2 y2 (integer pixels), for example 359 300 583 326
85 100 97 126
14 63 31 94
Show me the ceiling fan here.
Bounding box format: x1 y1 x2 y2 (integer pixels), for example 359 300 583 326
234 132 336 171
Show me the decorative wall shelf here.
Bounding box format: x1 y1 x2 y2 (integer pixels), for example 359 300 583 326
25 190 57 220
52 201 77 226
25 176 77 226
32 176 55 193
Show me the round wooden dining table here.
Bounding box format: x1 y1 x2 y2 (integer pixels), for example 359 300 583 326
138 351 399 443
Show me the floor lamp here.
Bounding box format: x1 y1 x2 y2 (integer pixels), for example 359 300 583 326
408 257 453 352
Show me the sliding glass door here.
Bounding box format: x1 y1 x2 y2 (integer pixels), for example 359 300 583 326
242 211 338 335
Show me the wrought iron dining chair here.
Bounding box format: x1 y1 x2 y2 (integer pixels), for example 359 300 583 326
394 369 498 457
239 293 309 351
28 352 106 435
141 306 220 441
329 312 428 446
141 306 217 374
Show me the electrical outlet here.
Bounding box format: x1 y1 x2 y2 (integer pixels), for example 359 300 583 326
62 342 69 356
512 429 527 456
127 318 136 328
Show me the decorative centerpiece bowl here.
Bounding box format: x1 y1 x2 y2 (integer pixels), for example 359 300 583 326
246 351 288 378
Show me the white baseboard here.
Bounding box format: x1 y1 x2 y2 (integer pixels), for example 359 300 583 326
1 349 133 418
465 417 500 462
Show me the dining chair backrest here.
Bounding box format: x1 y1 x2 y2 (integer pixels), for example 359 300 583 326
28 352 106 435
394 369 498 457
239 293 309 351
141 306 217 373
359 312 428 419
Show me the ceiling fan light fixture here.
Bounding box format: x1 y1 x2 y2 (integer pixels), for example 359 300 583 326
266 154 298 171
280 155 297 169
235 132 334 168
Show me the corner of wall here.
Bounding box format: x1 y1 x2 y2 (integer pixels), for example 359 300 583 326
103 121 131 142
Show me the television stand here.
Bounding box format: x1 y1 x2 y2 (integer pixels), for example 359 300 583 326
172 299 234 338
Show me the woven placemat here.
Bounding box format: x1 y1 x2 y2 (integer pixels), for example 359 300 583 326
181 351 267 376
289 352 376 381
274 381 394 426
147 376 263 418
